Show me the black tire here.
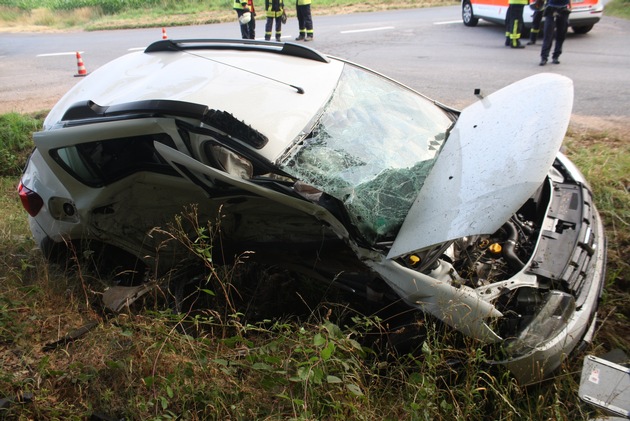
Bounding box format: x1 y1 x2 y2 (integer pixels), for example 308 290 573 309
462 0 479 27
572 24 594 34
41 237 148 285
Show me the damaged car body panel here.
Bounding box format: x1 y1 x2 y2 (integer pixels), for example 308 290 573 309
388 74 573 258
153 141 351 240
30 117 207 266
19 39 606 385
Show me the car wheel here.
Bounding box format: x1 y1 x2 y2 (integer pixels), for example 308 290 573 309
572 24 593 34
42 238 148 286
462 0 479 27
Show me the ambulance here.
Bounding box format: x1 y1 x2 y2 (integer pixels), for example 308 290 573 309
462 0 604 34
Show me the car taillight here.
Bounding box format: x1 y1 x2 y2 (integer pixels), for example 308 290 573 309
18 181 44 217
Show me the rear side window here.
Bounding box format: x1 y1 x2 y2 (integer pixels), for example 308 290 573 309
52 133 178 187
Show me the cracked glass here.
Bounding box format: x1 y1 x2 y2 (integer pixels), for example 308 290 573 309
280 64 453 243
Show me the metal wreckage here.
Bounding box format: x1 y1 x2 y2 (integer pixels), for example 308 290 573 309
19 39 607 384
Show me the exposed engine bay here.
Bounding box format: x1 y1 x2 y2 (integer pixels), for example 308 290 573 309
364 154 602 369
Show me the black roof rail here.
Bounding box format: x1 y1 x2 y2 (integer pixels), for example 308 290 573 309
62 99 208 122
144 38 330 64
60 99 269 149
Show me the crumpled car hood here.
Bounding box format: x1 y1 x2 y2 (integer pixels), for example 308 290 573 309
388 73 573 258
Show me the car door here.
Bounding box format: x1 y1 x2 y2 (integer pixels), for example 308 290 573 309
32 117 199 254
153 141 351 241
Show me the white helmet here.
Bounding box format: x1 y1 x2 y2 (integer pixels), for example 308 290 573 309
239 12 251 25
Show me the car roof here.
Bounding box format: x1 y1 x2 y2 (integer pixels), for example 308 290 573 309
44 39 345 162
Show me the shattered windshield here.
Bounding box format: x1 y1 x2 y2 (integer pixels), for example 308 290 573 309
279 64 453 243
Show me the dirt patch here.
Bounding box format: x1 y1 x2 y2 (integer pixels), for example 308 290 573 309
0 91 68 116
569 114 630 140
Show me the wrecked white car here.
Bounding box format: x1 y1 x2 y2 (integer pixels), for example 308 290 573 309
18 39 606 384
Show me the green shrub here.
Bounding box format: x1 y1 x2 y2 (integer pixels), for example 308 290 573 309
47 0 223 14
0 112 42 177
605 0 630 19
0 0 37 11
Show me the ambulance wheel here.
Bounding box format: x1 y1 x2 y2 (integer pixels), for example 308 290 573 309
462 1 478 27
572 25 593 34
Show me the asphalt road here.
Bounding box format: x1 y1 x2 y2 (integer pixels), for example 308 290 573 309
1 6 629 124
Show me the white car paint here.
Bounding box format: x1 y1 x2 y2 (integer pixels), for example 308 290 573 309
43 42 345 163
389 73 573 258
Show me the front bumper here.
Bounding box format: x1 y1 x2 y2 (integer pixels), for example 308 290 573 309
494 156 608 384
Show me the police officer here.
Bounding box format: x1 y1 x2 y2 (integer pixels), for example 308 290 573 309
540 0 571 65
505 0 528 48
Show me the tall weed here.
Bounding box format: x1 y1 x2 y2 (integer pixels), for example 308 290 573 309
0 112 42 177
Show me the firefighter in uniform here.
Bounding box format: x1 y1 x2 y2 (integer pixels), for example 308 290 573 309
234 0 256 39
527 0 545 45
265 0 284 41
505 0 528 48
295 0 314 41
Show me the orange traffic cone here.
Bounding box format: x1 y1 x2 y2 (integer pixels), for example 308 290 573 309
162 27 168 39
74 51 88 77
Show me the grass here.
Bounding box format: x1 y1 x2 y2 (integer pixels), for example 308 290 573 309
1 104 629 420
564 130 630 286
2 0 627 31
1 0 627 31
0 112 44 177
1 0 454 31
604 0 630 19
2 0 628 32
0 1 628 417
563 128 630 354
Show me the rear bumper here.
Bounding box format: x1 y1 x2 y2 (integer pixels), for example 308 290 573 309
570 16 602 27
569 5 604 26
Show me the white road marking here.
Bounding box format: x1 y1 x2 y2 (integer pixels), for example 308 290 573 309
340 26 394 34
37 52 82 57
251 36 294 41
434 20 463 25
